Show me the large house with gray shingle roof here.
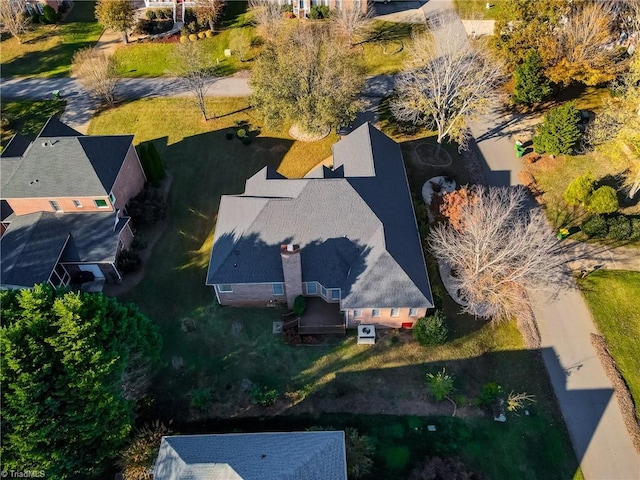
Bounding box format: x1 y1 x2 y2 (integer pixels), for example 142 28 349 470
154 431 347 480
206 123 433 330
0 117 146 290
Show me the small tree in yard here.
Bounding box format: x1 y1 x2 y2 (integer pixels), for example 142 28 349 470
426 368 457 415
533 102 581 156
512 49 552 107
194 0 224 32
413 310 448 346
229 29 253 62
563 173 595 207
171 40 218 121
249 0 285 43
0 0 30 44
392 13 504 151
585 186 619 214
331 2 372 47
439 187 476 232
429 186 567 321
95 0 136 44
72 48 119 105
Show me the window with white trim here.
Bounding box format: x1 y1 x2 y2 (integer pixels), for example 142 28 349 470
320 285 328 298
330 288 340 300
409 308 419 317
353 309 362 318
272 283 284 296
390 308 400 317
94 199 108 208
372 309 380 317
49 200 61 212
218 284 233 293
305 282 318 295
109 192 116 205
73 200 82 208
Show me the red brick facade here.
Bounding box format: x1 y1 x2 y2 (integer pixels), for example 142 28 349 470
111 145 147 210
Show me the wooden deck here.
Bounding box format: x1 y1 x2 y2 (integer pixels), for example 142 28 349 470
298 297 346 335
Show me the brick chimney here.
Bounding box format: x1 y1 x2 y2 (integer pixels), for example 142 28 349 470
280 244 303 310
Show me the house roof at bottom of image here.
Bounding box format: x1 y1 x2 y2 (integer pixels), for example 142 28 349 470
153 431 347 480
0 211 128 287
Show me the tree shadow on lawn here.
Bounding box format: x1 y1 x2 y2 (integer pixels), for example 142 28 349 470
1 39 99 78
160 348 588 480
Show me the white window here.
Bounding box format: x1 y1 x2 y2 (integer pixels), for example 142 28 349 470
409 308 419 317
218 284 233 293
272 283 284 296
330 288 340 300
73 200 82 208
305 282 318 295
49 200 61 212
353 309 362 318
390 308 400 317
109 192 116 205
372 309 380 317
320 285 327 298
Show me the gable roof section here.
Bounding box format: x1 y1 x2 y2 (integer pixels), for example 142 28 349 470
1 136 133 198
154 432 347 480
207 123 433 309
1 133 31 158
1 211 126 287
39 116 82 138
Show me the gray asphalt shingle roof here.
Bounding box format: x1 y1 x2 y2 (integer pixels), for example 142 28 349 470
1 117 133 198
154 432 347 480
207 123 433 308
0 211 127 287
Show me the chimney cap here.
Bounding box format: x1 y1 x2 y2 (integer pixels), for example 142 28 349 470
281 244 300 254
286 243 294 252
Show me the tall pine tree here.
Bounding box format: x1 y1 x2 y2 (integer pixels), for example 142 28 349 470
533 102 582 155
0 286 161 478
512 49 552 107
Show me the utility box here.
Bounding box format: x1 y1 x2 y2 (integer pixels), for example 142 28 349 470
357 325 376 345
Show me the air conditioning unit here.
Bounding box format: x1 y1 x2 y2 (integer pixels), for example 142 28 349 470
357 324 376 345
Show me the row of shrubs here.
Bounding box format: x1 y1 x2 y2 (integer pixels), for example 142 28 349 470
145 8 173 20
134 18 174 36
180 30 214 43
581 214 640 241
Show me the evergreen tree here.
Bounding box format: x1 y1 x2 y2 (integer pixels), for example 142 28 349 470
0 286 161 478
533 102 581 155
512 49 552 106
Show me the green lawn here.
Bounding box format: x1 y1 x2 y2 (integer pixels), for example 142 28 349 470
0 1 103 78
0 99 66 146
453 0 506 19
114 27 256 78
578 270 640 417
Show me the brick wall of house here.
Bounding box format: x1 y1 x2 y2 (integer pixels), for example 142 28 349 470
216 283 288 307
111 145 147 210
6 196 112 215
345 307 427 329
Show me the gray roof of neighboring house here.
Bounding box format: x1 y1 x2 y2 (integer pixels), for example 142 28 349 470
154 432 347 480
207 123 433 309
1 133 31 159
0 211 127 288
1 117 133 199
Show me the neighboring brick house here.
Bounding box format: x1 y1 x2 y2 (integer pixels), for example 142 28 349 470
0 117 146 290
285 0 367 17
20 0 71 15
154 431 347 480
207 123 433 330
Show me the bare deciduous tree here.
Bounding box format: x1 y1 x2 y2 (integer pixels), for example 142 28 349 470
72 48 119 105
194 0 224 32
249 0 285 43
391 14 504 150
331 2 372 47
0 0 30 44
429 186 567 321
172 41 218 121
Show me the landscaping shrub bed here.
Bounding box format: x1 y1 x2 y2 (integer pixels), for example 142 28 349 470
581 214 640 240
135 18 174 36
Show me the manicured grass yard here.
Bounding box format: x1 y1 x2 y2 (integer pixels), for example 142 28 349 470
0 99 66 146
90 98 579 478
114 28 256 78
0 1 103 78
578 270 640 417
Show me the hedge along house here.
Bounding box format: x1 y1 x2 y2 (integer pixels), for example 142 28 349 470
0 117 146 290
207 123 433 332
285 0 367 18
